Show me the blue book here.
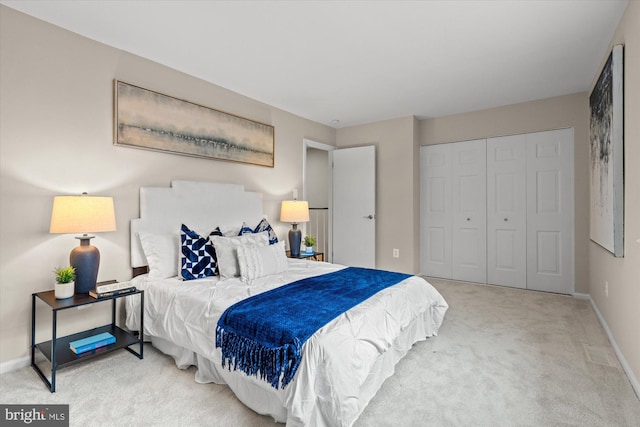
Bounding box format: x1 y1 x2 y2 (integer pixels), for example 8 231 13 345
69 332 115 351
71 336 116 354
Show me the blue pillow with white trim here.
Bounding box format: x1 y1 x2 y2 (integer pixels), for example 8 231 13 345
238 222 254 236
238 219 278 245
254 218 279 244
180 224 223 280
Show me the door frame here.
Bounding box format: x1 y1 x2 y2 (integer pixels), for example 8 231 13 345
303 138 336 263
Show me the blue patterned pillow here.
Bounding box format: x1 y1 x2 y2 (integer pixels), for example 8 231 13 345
238 219 278 245
180 224 223 280
238 222 254 236
254 218 278 245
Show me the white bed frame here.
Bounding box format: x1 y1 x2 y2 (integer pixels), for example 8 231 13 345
130 180 264 269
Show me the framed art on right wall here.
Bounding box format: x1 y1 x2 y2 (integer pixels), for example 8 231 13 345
589 44 624 257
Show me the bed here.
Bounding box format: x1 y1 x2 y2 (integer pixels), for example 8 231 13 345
124 180 448 427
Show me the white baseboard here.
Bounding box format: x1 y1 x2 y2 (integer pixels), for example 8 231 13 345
0 355 30 374
587 295 640 399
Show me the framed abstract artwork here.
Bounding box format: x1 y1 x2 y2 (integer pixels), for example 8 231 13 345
589 44 624 257
114 80 275 167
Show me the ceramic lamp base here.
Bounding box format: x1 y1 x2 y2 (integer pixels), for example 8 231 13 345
70 235 100 294
288 224 302 257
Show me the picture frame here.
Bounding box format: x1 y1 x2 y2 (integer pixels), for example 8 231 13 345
114 80 275 167
589 44 624 257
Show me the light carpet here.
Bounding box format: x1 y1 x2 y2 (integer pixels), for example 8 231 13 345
1 279 638 426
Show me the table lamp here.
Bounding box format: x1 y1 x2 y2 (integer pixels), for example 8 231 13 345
50 193 116 294
280 200 309 258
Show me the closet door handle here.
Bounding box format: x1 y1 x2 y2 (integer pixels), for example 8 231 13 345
504 218 508 222
466 218 471 221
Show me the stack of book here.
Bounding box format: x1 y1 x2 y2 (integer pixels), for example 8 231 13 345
89 281 137 299
69 332 115 354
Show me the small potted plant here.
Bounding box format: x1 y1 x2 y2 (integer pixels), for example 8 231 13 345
54 266 76 299
303 235 316 254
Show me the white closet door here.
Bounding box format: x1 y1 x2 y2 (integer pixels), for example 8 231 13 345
452 139 487 283
420 144 452 278
487 135 527 288
526 129 574 294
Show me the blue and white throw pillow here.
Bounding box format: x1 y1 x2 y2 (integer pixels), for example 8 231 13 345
180 224 223 280
254 218 279 245
238 218 278 245
238 222 254 236
237 218 278 245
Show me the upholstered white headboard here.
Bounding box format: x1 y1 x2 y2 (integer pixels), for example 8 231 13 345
131 180 264 268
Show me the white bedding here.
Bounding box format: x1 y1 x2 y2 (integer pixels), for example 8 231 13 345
125 258 448 426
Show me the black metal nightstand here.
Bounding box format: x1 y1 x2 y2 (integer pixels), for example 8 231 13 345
31 284 144 392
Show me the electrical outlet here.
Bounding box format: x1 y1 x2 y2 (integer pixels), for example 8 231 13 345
393 249 399 258
605 281 609 298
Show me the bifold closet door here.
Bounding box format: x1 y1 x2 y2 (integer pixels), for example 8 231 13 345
421 129 574 293
420 144 453 279
526 129 574 294
451 139 486 283
486 135 527 289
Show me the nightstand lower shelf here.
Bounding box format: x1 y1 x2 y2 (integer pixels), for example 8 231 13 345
35 324 140 369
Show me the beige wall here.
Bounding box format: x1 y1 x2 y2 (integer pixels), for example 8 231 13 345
0 7 335 364
336 116 419 274
588 0 640 392
418 93 589 294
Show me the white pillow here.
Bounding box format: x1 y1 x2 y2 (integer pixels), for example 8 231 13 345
137 232 179 280
237 241 288 282
210 232 269 278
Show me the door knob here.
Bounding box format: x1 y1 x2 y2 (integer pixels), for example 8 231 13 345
466 218 470 221
504 218 508 222
364 214 375 219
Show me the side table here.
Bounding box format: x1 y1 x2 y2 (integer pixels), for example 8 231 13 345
31 285 144 392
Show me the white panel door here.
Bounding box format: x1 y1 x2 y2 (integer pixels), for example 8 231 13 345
332 145 376 268
526 129 574 294
420 144 452 278
487 135 527 288
451 139 487 283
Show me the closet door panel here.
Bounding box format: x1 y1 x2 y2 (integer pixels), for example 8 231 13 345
526 129 574 294
487 135 527 288
451 139 486 283
420 144 452 279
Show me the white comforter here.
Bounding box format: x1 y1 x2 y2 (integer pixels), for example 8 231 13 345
125 259 448 426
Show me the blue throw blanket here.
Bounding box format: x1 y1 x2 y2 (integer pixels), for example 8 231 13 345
215 267 412 389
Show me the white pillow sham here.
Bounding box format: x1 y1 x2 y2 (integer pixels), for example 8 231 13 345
137 232 179 280
210 232 269 278
237 240 288 282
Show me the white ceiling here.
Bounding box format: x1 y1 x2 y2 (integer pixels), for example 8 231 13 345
2 0 628 128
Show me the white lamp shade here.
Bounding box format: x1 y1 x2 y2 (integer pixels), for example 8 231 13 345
280 200 309 223
50 196 117 234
